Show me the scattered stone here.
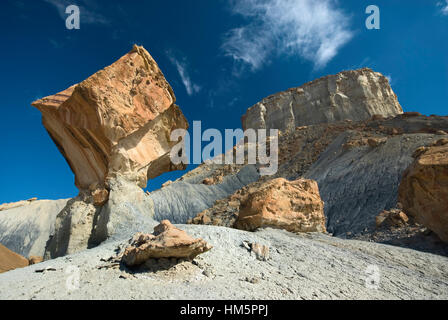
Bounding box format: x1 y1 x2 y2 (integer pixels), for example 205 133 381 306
245 277 260 284
91 188 109 206
35 267 57 273
376 209 409 228
251 243 270 261
367 137 386 148
28 256 44 265
240 241 270 261
122 220 212 267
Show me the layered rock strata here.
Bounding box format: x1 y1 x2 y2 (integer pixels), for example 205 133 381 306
242 68 403 131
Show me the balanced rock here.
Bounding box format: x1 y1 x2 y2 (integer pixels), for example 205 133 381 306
235 178 326 233
398 142 448 242
242 68 403 131
122 220 212 266
32 45 188 192
0 243 29 273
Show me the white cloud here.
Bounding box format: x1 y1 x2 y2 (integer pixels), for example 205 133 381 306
222 0 353 71
438 1 448 15
44 0 109 24
167 54 201 96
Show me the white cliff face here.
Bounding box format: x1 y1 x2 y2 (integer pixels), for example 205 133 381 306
242 68 403 131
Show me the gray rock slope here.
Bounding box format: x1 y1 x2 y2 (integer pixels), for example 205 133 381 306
0 225 447 300
0 199 69 257
149 164 259 223
305 133 440 236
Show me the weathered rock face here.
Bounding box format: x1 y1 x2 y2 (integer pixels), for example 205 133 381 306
234 178 326 233
242 68 403 131
32 45 188 192
0 199 69 258
398 140 448 242
122 220 212 266
0 243 29 273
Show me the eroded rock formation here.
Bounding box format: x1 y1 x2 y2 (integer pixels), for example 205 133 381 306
398 139 448 242
242 68 403 131
32 46 189 259
122 220 212 266
235 178 326 232
32 45 188 194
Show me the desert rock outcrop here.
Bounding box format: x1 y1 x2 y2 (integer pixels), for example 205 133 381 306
235 178 326 233
32 45 188 192
242 68 403 131
398 140 448 242
122 220 212 266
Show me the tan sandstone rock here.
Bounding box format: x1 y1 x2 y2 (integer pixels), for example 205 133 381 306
235 178 326 233
242 68 403 131
398 143 448 242
122 220 212 266
32 45 188 192
28 256 44 265
0 243 29 273
375 209 409 228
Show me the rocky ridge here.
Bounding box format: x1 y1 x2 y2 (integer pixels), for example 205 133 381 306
242 68 403 131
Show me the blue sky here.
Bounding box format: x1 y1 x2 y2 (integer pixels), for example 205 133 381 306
0 0 447 203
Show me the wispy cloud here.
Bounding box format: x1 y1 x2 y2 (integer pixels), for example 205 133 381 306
222 0 353 72
167 53 201 96
44 0 109 24
438 1 448 15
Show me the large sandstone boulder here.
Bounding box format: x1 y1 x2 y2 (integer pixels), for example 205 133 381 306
235 178 326 233
0 243 29 273
122 220 212 266
32 45 188 192
398 140 448 242
242 68 403 131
